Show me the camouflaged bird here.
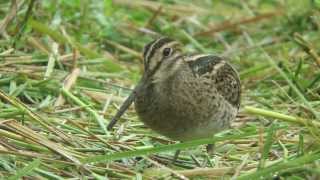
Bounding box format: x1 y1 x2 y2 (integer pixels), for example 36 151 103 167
108 37 241 142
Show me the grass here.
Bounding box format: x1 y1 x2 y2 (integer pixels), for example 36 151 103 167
0 0 320 179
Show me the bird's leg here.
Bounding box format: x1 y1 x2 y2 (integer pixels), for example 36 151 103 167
172 150 181 164
107 83 143 130
202 143 215 167
206 143 215 155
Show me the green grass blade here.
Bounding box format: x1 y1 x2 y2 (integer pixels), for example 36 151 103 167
8 159 41 180
61 88 108 135
238 152 320 180
258 123 276 169
83 131 256 163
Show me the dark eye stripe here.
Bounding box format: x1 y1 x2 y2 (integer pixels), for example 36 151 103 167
144 37 174 65
143 39 157 62
148 54 183 80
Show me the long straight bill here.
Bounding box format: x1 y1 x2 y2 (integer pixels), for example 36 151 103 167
107 84 142 130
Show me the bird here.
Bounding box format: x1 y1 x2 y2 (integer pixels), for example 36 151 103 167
107 37 240 153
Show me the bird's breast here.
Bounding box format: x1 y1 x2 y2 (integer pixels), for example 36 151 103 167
133 73 235 141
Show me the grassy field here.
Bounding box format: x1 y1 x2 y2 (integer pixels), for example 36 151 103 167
1 0 320 179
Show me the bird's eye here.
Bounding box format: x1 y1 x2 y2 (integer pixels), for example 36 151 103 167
162 48 172 57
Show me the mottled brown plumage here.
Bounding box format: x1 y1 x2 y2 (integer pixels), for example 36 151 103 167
108 37 240 142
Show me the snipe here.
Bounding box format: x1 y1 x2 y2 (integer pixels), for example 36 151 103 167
108 37 240 149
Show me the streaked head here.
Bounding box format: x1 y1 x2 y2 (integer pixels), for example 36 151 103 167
142 37 183 82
